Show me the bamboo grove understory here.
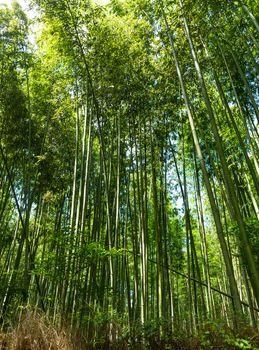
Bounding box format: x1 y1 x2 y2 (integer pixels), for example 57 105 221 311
0 0 258 346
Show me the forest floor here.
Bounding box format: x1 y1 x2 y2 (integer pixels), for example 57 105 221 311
0 312 258 350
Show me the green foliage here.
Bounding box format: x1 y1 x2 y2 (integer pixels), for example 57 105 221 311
229 216 259 267
199 321 259 350
0 0 259 347
226 338 253 349
80 243 126 259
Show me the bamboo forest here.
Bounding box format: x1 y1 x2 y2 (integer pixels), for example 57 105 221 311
0 0 258 348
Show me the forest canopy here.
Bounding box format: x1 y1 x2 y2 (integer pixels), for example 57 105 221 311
0 0 258 348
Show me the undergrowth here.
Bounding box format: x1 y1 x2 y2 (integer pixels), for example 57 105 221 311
0 311 258 349
0 311 73 350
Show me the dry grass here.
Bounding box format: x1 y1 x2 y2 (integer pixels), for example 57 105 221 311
0 312 73 350
0 333 8 350
1 312 259 350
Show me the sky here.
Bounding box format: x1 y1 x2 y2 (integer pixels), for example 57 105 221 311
0 0 35 20
0 0 110 8
0 0 110 46
0 0 26 7
0 0 110 23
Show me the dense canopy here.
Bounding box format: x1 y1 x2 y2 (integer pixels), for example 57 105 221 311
0 0 258 348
